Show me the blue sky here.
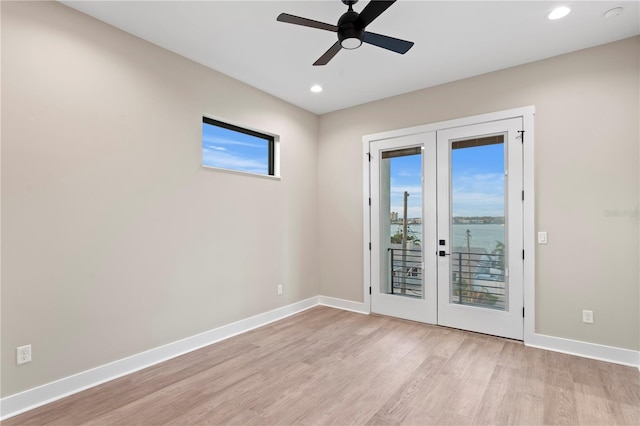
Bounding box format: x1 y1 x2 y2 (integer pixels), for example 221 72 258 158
389 154 423 219
390 143 505 218
451 143 505 217
202 123 269 175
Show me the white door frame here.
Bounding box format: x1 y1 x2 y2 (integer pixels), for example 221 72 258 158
363 106 535 342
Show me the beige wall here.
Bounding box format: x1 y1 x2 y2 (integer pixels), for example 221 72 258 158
2 0 639 403
1 1 319 397
317 37 640 351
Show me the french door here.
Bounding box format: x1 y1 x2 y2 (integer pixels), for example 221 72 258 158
370 132 437 324
370 118 524 340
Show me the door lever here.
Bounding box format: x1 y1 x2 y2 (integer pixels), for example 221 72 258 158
438 251 450 257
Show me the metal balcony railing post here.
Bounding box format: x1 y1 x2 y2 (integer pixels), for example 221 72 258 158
458 252 463 304
390 249 394 294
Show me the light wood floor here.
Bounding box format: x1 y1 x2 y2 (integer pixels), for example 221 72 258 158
5 306 639 425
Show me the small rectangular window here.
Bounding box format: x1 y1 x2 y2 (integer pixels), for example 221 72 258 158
202 117 275 176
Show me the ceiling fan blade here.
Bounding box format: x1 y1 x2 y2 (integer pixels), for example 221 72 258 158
313 41 342 66
358 0 396 27
277 13 338 32
363 31 414 54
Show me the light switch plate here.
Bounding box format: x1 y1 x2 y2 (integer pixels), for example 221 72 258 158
537 231 548 244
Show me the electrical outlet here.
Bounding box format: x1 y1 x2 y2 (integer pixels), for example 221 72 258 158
582 310 594 324
17 345 32 365
277 285 283 295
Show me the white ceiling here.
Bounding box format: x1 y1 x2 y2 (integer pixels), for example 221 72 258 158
60 1 639 115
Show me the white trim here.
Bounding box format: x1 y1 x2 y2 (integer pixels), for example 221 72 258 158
201 164 282 181
317 296 369 315
1 294 637 421
522 109 536 344
363 107 535 144
0 297 318 421
363 140 372 312
527 333 640 368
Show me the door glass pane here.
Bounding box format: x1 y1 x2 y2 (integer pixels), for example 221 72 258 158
450 135 506 310
380 147 423 298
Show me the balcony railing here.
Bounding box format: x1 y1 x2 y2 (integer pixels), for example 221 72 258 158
451 251 505 310
388 248 506 309
389 248 422 297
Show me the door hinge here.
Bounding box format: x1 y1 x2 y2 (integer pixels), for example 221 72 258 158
366 152 371 162
369 197 371 206
522 250 525 260
523 307 525 318
522 190 524 201
369 242 371 250
369 286 372 295
518 130 525 143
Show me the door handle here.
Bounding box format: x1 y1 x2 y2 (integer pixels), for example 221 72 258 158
438 239 449 256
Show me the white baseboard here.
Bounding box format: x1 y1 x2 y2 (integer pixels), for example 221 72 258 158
526 332 640 369
317 295 369 314
3 296 637 420
0 296 319 421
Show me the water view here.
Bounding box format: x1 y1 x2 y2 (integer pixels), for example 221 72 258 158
390 223 505 252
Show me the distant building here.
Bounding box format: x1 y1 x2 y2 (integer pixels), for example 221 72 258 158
391 212 398 222
453 216 505 225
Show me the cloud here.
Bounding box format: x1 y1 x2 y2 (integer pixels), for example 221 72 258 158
388 182 422 219
383 171 505 218
396 170 422 178
389 184 422 196
451 172 505 216
202 134 263 149
453 172 503 189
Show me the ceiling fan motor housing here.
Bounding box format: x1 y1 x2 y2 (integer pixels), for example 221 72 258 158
338 10 365 49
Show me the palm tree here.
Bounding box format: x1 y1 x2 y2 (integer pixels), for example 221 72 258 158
492 241 505 270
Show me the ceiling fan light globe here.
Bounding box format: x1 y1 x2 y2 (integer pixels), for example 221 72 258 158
338 25 364 50
341 37 362 49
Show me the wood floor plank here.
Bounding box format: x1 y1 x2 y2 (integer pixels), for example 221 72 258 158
366 353 449 425
542 383 579 425
509 391 545 425
4 306 639 426
471 365 521 425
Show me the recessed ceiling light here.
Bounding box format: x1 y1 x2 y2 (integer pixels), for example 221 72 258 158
603 7 624 19
310 84 323 93
548 6 571 20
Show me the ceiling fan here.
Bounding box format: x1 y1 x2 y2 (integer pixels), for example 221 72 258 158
277 0 414 66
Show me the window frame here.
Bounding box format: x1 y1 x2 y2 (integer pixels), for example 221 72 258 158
201 116 278 177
